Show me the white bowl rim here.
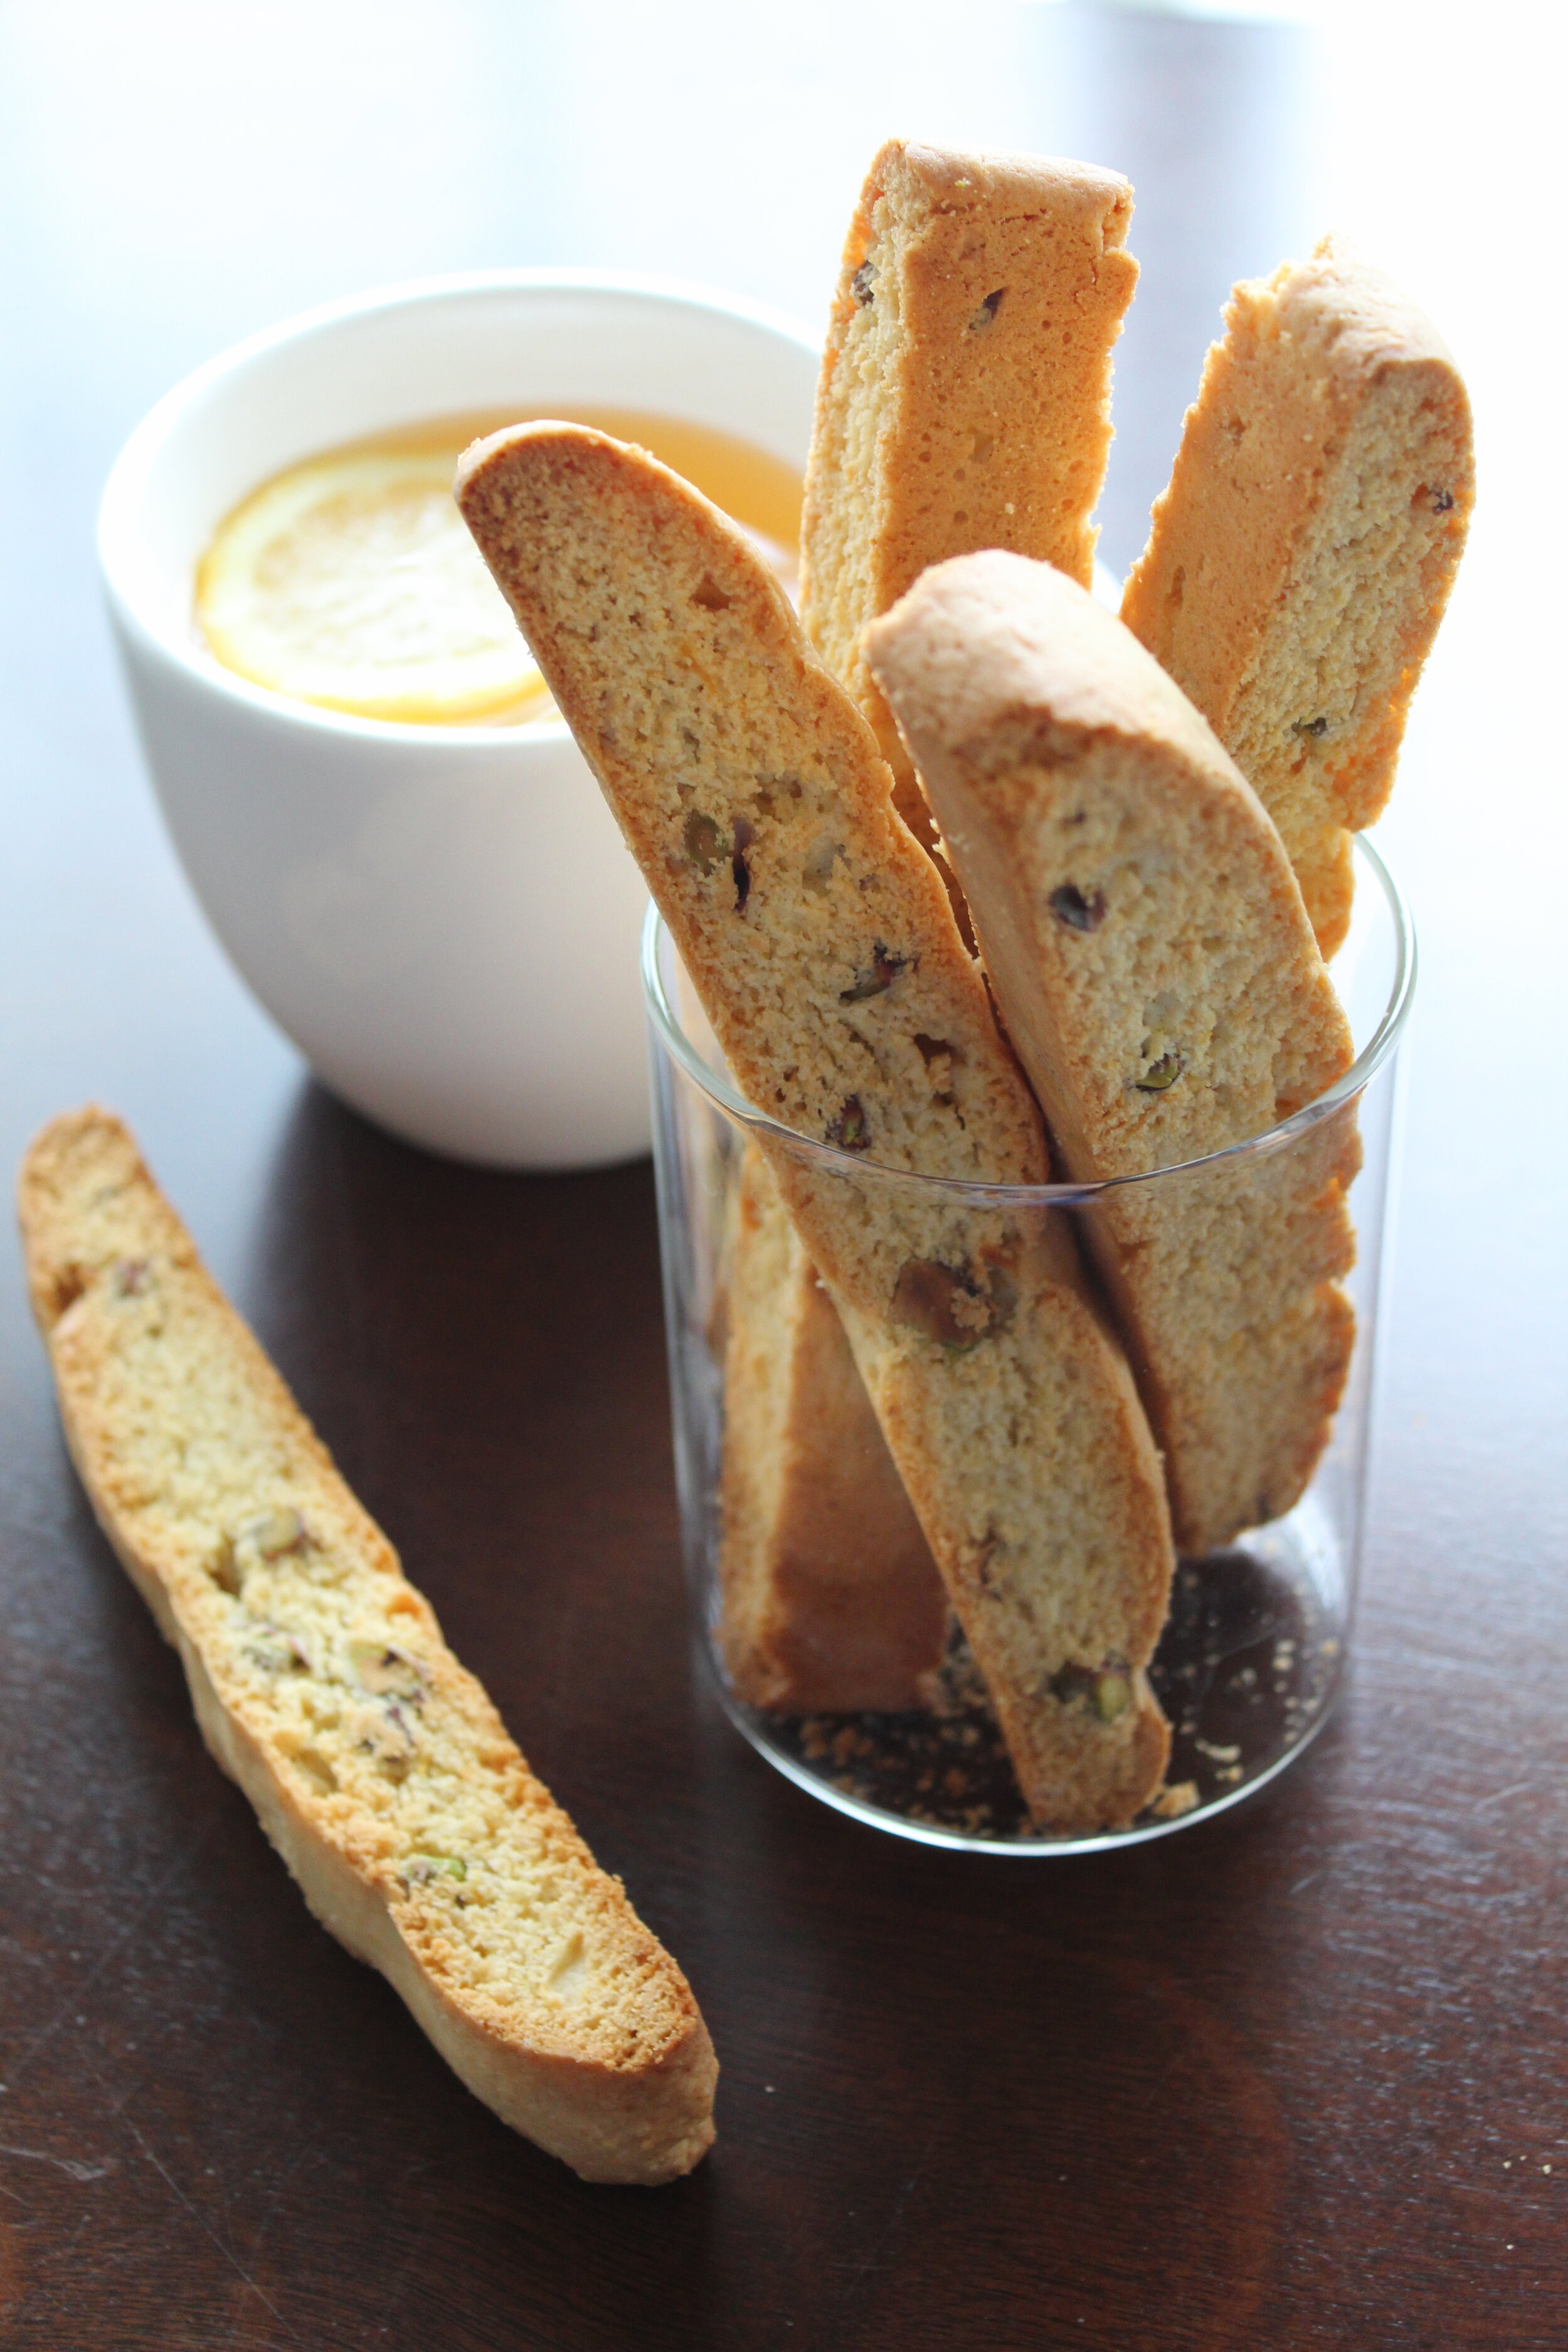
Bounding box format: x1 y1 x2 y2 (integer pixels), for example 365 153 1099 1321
98 267 822 752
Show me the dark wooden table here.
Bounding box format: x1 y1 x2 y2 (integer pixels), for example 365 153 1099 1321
1 6 1563 2345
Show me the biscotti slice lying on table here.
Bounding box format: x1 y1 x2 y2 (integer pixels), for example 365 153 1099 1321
801 137 1138 849
869 553 1359 1556
719 1143 948 1711
1121 235 1473 955
18 1108 716 2186
458 423 1176 1833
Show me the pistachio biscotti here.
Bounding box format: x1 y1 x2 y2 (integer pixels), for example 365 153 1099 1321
1121 235 1473 954
458 423 1176 1833
720 139 1140 1715
18 1108 716 2185
719 1144 948 1712
869 553 1359 1554
801 138 1138 845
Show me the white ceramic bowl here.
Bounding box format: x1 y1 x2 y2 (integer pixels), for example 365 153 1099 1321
99 272 820 1167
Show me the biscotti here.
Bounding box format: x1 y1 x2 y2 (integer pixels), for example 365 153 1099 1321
869 553 1359 1554
18 1107 716 2185
719 1144 948 1711
721 138 1139 1715
800 138 1138 845
1121 235 1473 954
458 423 1175 1833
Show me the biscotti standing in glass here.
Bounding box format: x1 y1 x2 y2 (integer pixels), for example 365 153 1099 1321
458 421 1179 1837
645 830 1411 1853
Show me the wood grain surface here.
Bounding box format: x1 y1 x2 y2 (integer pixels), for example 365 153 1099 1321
1 4 1563 2346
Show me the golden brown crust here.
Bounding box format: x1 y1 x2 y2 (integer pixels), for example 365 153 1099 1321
1121 235 1473 953
458 425 1175 1831
18 1106 716 2185
869 553 1359 1553
718 141 1140 1720
800 138 1137 845
718 1146 948 1711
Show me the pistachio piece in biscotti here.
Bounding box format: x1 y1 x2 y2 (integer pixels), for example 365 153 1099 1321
869 549 1359 1555
1121 234 1473 955
457 423 1177 1835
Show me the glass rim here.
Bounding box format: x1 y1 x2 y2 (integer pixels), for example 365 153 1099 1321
640 832 1415 1209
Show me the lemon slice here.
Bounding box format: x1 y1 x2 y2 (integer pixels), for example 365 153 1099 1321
196 449 556 724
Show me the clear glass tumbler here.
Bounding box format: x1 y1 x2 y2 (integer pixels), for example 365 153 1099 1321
644 837 1414 1853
